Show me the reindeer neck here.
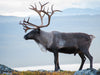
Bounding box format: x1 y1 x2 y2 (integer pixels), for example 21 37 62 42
37 30 53 48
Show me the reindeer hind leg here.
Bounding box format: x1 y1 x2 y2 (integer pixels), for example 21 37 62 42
82 50 93 69
78 53 86 70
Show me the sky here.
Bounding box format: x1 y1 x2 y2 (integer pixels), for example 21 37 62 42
0 0 100 17
0 0 100 69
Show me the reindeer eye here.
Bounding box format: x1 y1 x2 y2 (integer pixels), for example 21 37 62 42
35 29 40 34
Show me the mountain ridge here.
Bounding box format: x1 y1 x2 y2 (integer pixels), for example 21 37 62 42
0 8 100 17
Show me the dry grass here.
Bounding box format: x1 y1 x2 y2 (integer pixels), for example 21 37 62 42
12 71 75 75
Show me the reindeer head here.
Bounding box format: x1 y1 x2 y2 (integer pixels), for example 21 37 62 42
20 2 61 40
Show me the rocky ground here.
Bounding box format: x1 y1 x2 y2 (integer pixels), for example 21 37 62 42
0 64 100 75
0 64 14 74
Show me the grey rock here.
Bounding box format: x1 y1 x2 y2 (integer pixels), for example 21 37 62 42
0 64 14 74
74 68 98 75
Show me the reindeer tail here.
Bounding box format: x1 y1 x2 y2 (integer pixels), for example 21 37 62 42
90 35 95 40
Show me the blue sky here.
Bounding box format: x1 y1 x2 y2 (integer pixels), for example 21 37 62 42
0 0 100 68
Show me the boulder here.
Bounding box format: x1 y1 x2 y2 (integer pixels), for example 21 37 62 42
74 68 99 75
0 64 14 74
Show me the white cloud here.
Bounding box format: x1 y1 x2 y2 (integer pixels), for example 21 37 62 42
0 0 100 17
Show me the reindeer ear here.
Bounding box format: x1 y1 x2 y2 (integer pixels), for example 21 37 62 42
37 28 40 34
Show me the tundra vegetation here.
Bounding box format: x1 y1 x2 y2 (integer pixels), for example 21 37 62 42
12 71 75 75
3 69 100 75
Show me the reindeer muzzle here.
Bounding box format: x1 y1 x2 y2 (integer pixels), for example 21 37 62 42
24 35 28 40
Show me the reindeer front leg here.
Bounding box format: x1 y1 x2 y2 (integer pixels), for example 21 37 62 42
54 51 60 71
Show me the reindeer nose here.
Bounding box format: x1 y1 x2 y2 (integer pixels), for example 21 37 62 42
24 35 28 40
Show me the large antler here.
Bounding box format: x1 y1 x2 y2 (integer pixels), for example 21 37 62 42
20 2 61 32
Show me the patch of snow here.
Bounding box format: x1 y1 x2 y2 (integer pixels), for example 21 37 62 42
13 63 100 71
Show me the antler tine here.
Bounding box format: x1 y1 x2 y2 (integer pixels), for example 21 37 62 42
34 3 37 9
23 25 31 32
19 20 31 32
20 17 39 32
39 2 49 10
27 17 30 22
38 2 49 26
43 2 49 6
47 7 49 13
25 17 39 28
50 5 62 16
51 5 54 16
30 5 34 10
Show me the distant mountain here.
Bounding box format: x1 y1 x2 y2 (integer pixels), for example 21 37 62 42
0 8 100 18
55 8 100 16
0 64 14 74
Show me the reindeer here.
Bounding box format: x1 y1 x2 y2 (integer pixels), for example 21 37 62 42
20 2 95 71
